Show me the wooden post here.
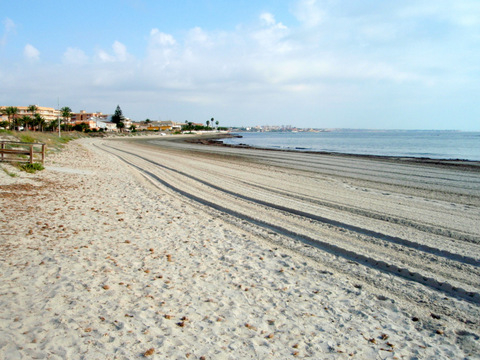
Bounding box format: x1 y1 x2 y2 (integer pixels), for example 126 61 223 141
29 144 34 164
41 144 46 164
1 142 4 162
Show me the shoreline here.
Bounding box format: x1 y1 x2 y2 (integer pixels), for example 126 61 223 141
182 133 480 170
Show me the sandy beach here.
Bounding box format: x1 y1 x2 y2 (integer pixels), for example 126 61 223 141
1 134 479 359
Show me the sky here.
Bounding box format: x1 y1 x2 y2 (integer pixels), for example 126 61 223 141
1 0 479 130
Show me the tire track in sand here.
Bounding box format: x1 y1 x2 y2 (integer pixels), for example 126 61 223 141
97 141 480 306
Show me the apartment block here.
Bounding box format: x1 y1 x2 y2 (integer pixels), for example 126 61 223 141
71 110 109 123
0 106 60 122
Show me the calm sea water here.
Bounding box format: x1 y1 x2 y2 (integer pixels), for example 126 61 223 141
222 130 480 161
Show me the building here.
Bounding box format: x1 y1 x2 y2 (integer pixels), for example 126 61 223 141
0 105 60 123
158 121 183 131
132 120 183 131
71 110 109 123
70 110 127 131
71 111 108 130
96 120 117 132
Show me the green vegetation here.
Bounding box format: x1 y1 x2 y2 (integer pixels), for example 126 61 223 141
1 130 87 153
18 162 44 173
19 133 36 143
0 131 91 174
3 106 19 130
111 105 125 128
61 106 72 124
1 166 17 177
0 129 14 136
73 122 90 132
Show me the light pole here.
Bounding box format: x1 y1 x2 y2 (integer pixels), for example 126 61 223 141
57 98 61 137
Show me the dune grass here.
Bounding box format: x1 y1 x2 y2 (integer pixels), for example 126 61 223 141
0 130 87 153
17 162 45 173
1 165 17 177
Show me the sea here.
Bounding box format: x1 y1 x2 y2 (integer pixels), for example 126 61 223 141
221 130 480 161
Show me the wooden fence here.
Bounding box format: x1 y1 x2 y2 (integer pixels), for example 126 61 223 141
0 141 46 164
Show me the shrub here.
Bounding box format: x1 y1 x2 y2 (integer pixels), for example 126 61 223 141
19 162 44 173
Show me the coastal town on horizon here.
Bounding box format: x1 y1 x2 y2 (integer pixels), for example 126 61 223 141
0 103 335 133
2 104 466 134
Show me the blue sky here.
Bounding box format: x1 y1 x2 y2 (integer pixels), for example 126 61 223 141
1 0 479 130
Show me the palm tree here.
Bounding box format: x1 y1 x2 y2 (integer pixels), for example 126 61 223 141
27 105 38 115
183 120 193 131
27 105 39 131
215 120 219 129
5 106 19 130
19 115 32 131
61 106 72 121
206 119 210 129
34 113 46 132
60 106 72 130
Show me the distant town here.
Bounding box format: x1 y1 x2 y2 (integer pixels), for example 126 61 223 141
233 125 328 132
0 105 226 133
1 104 335 134
1 104 415 134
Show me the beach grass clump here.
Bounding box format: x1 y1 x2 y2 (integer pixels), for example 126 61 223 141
18 162 45 173
0 129 14 136
19 134 36 143
1 165 17 177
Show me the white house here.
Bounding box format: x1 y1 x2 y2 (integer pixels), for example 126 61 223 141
96 119 118 132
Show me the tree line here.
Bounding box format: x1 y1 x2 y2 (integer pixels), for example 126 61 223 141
183 117 223 131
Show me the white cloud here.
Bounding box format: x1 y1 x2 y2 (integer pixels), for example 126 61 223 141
149 29 176 46
186 27 211 46
62 47 89 64
96 49 113 62
3 17 15 32
400 0 480 27
144 29 178 74
1 17 16 46
112 41 128 61
96 41 130 62
260 12 276 26
293 0 326 28
252 12 290 53
24 44 40 61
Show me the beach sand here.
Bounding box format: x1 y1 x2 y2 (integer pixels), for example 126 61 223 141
1 135 479 359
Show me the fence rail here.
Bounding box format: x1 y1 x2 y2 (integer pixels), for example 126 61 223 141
0 141 46 164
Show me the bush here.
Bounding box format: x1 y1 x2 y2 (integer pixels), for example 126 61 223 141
19 162 45 173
